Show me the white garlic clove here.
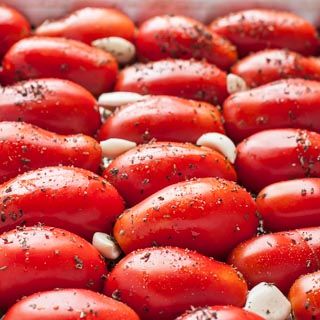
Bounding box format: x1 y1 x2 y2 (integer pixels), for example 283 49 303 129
227 73 248 94
98 91 145 110
100 138 137 159
92 232 121 260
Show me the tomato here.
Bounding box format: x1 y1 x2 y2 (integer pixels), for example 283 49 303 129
223 79 320 143
35 7 135 44
115 59 228 104
114 177 258 259
0 121 101 183
289 271 320 319
0 37 118 96
0 78 101 135
229 227 320 293
0 226 106 310
209 9 319 56
176 306 264 320
104 142 236 206
0 166 124 240
231 49 320 88
98 95 224 144
235 128 320 193
136 15 237 70
0 5 30 60
104 246 247 320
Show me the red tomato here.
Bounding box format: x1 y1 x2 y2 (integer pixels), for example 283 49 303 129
35 7 135 43
115 59 228 104
289 271 320 319
136 15 237 70
0 37 118 96
0 226 106 310
0 121 101 183
104 142 236 206
114 178 258 259
104 246 248 320
232 49 320 88
209 9 319 56
229 227 320 293
176 306 264 320
5 289 140 320
236 128 320 193
98 95 224 144
0 5 30 60
0 78 101 135
223 79 320 142
0 166 124 240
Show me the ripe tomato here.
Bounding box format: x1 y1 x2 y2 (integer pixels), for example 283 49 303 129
35 7 135 43
136 15 237 70
209 9 319 56
1 37 118 96
0 226 106 310
114 178 258 259
98 95 224 144
236 128 320 193
115 59 228 104
104 142 236 206
104 246 247 320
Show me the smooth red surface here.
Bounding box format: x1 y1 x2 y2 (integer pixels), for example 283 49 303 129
0 226 106 310
98 95 224 144
223 79 320 142
1 37 118 96
104 246 247 320
209 9 319 56
114 178 258 259
35 7 135 43
115 59 228 105
0 121 101 183
136 15 237 70
104 142 237 206
0 78 101 135
235 128 320 193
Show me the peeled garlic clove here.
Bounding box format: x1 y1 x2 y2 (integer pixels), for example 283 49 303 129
100 138 136 159
196 132 236 164
92 232 121 260
227 73 248 94
98 91 145 110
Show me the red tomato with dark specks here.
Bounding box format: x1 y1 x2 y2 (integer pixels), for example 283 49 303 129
104 142 236 206
115 59 228 105
236 128 320 193
0 226 106 310
0 37 118 96
136 15 237 70
104 246 248 320
98 95 224 144
209 9 319 56
114 178 258 259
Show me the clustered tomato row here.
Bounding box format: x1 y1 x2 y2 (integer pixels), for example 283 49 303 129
1 3 320 320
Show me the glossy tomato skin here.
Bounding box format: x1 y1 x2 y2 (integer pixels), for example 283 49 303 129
98 95 224 144
223 79 320 142
114 178 258 259
104 142 236 206
115 59 228 105
136 15 237 70
229 227 320 293
232 49 320 88
0 166 124 240
35 7 135 43
1 37 118 96
235 128 320 193
0 5 30 60
104 246 248 320
209 9 319 56
0 226 106 310
176 306 264 320
289 271 320 319
0 121 101 183
5 289 140 320
0 78 101 135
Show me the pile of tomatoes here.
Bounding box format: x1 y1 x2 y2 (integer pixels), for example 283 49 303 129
1 3 320 319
